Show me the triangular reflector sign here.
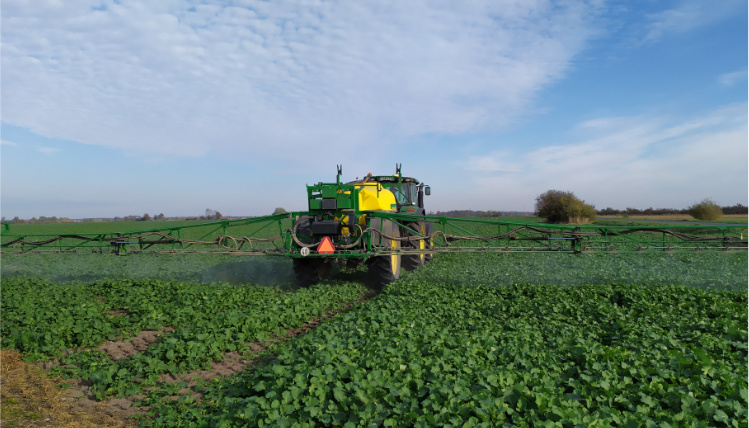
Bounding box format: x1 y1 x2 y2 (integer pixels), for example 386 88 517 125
317 236 336 254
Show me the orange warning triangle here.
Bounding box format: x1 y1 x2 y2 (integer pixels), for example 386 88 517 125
317 236 336 254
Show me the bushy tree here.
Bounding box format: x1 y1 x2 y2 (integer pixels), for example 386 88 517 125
688 198 722 221
535 190 596 224
273 207 288 215
535 190 567 223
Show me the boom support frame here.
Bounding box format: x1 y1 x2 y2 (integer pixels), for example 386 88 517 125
2 213 746 256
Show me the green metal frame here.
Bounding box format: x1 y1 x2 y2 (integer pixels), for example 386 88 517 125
3 213 746 257
1 214 291 255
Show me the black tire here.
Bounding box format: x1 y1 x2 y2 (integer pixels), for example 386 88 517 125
424 222 434 262
292 258 331 288
367 218 401 289
293 258 320 288
402 221 426 271
292 216 322 288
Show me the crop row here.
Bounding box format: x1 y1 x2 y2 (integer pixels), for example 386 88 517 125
146 272 748 426
413 252 748 293
2 249 747 426
3 251 746 292
2 278 367 399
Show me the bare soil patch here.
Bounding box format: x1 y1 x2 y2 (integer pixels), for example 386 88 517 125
155 345 267 401
3 291 377 426
153 294 376 400
98 327 175 360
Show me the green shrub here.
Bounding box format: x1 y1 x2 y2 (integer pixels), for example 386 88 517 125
688 198 723 221
535 190 596 224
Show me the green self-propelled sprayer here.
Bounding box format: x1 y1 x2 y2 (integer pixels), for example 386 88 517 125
289 164 433 287
2 164 747 288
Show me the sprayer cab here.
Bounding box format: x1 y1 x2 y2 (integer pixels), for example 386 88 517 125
366 175 430 215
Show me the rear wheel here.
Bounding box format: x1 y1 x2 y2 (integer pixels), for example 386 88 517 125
424 222 434 262
292 215 321 288
403 222 426 271
367 219 401 289
292 258 330 288
293 258 317 288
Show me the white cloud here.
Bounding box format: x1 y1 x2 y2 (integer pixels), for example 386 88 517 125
466 155 522 174
718 69 747 87
642 0 744 43
1 140 18 146
1 0 601 163
460 103 748 210
35 146 63 155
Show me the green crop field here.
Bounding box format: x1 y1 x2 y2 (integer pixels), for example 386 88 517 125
1 220 747 427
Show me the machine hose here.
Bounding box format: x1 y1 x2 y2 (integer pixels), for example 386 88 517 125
287 222 366 249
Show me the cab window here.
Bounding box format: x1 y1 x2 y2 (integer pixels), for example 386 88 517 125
389 183 417 205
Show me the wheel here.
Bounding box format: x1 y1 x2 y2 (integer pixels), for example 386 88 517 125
292 258 330 288
402 221 426 271
292 216 318 288
424 222 434 262
293 258 318 288
367 218 401 289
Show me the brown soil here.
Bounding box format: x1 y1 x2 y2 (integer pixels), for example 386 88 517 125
154 295 376 400
1 349 138 427
106 309 131 317
156 345 267 399
4 292 376 426
98 327 175 360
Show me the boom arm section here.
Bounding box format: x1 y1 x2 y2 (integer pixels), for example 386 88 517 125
2 212 746 256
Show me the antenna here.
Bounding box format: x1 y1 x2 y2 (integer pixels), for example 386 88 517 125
395 163 402 176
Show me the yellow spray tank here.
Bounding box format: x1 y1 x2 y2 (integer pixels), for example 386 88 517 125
355 182 397 212
334 181 397 236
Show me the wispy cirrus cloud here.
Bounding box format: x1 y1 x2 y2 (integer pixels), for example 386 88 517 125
641 0 744 43
2 0 601 163
461 103 748 210
35 146 63 155
718 69 747 87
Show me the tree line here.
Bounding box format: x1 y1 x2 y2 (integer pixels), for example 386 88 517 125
3 201 746 225
597 203 747 216
432 210 505 217
2 208 224 224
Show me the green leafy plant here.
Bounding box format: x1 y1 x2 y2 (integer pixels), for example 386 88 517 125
2 245 747 427
144 268 748 427
1 278 367 401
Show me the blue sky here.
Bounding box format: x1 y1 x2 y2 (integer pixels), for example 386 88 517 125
2 0 747 219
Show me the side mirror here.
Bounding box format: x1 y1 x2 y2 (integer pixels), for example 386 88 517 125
424 186 431 196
